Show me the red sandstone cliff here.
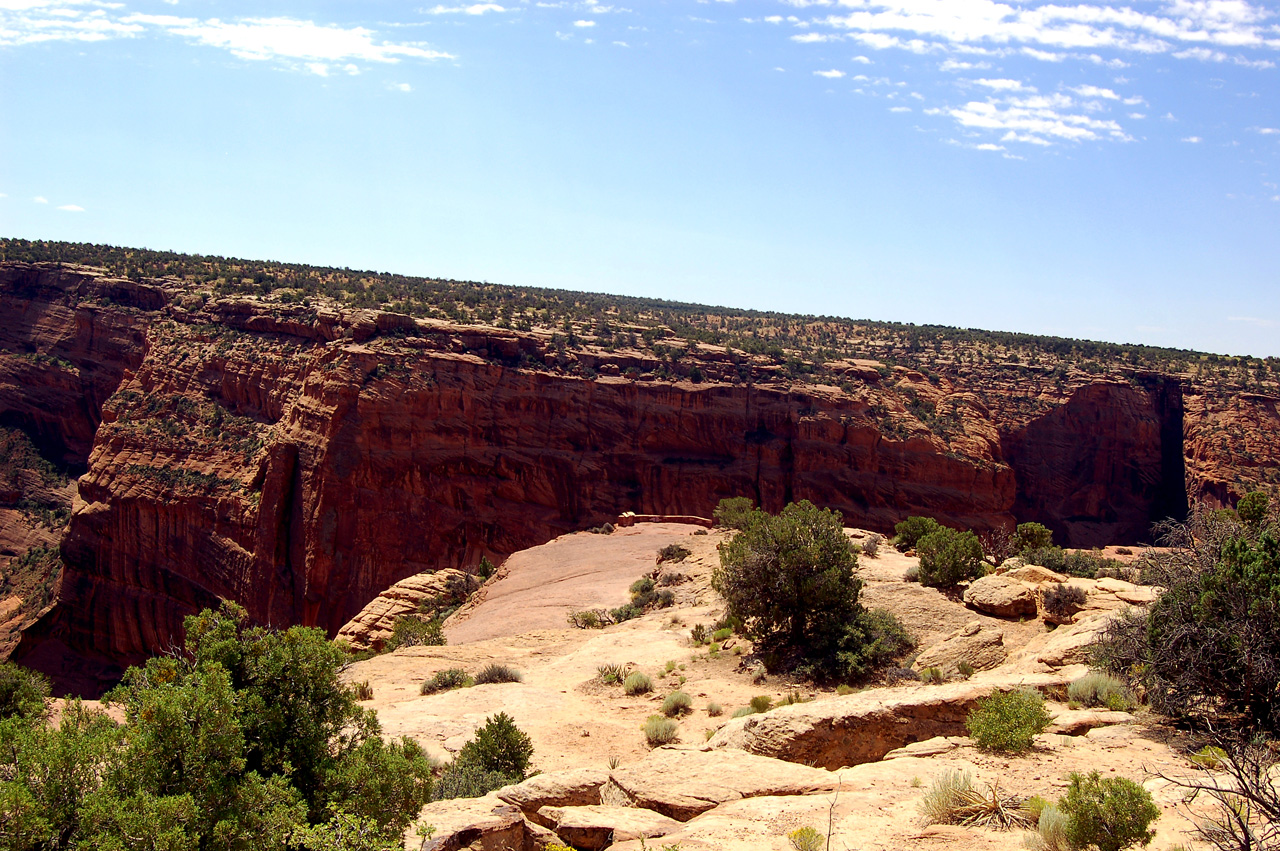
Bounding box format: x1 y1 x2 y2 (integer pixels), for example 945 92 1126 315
1 261 1273 693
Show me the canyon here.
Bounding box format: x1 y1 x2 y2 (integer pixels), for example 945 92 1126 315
0 259 1275 694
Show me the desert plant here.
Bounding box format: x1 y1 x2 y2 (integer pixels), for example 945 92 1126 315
597 662 627 684
731 706 755 718
454 712 534 780
894 516 941 551
788 826 825 851
656 590 675 608
903 566 921 583
919 770 1034 830
749 695 773 713
474 663 522 685
657 544 692 564
1043 584 1088 620
1067 673 1136 712
689 624 708 645
0 661 50 721
567 609 607 629
421 668 473 695
966 689 1052 753
706 701 723 716
1034 803 1071 851
835 684 855 696
624 672 653 695
711 627 732 642
1059 771 1159 851
920 666 945 684
916 527 985 587
1014 522 1054 553
957 660 975 678
353 680 374 700
661 691 693 717
434 761 513 801
1189 744 1229 770
713 496 756 530
386 615 446 650
861 534 881 558
642 715 679 746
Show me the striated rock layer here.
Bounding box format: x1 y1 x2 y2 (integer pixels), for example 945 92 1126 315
0 261 1272 693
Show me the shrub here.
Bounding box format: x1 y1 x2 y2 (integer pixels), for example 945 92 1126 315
657 572 686 586
1036 803 1070 851
788 826 824 851
957 661 975 678
1059 771 1159 851
1091 509 1280 731
657 544 691 564
623 672 653 695
711 627 733 642
1067 673 1136 712
894 516 940 551
920 666 945 684
1189 744 1228 769
916 527 985 587
642 715 679 746
1042 584 1087 619
434 761 513 801
610 603 643 623
690 624 708 644
712 500 864 679
1014 522 1054 553
861 534 881 558
966 689 1052 753
903 566 920 583
918 770 1034 830
353 680 374 700
386 615 446 650
421 668 473 695
629 576 656 596
661 691 693 717
656 590 675 608
597 663 627 684
0 661 50 721
731 706 755 718
454 712 534 780
567 610 606 629
706 701 723 717
713 496 756 530
474 664 522 685
1023 546 1120 579
477 555 497 578
749 695 773 713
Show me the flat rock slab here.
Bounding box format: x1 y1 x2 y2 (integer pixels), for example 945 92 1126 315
497 768 609 821
600 746 839 821
538 804 681 851
708 673 1073 770
445 525 705 644
405 794 528 851
1047 708 1135 736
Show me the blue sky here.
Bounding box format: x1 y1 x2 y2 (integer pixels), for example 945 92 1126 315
2 0 1278 356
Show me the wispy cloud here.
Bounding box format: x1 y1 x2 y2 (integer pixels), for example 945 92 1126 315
424 4 507 14
57 204 85 212
813 68 844 78
1 4 454 74
32 196 47 204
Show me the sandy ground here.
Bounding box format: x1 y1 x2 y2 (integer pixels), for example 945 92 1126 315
345 527 1210 850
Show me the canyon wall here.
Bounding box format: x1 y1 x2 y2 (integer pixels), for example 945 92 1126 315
1 262 1272 694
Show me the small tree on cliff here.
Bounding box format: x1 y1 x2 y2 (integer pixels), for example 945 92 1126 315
713 501 912 680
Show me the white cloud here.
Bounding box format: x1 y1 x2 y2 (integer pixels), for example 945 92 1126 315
1182 135 1203 142
939 58 988 71
1256 127 1280 135
573 19 595 27
932 91 1132 146
888 105 911 112
57 204 84 212
1 6 454 70
851 54 870 63
1072 84 1120 100
424 4 507 13
391 81 412 92
33 196 47 204
972 77 1032 91
813 68 844 78
975 143 1005 151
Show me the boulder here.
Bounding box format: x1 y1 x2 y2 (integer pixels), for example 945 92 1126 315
600 747 838 821
336 569 473 651
1034 614 1112 668
963 574 1037 618
707 674 1071 770
1047 708 1135 736
537 805 681 851
1006 565 1069 584
497 768 609 821
405 794 561 851
911 620 1007 674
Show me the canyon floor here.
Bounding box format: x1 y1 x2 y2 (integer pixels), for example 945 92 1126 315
340 523 1215 851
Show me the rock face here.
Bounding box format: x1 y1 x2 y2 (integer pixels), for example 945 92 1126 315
1 260 1274 692
911 621 1007 675
335 568 472 652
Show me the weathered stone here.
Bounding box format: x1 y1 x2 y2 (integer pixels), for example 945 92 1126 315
496 768 609 823
963 574 1038 618
1006 565 1069 584
600 747 838 821
911 620 1007 674
707 674 1071 770
537 805 680 851
1047 708 1135 736
336 569 472 651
